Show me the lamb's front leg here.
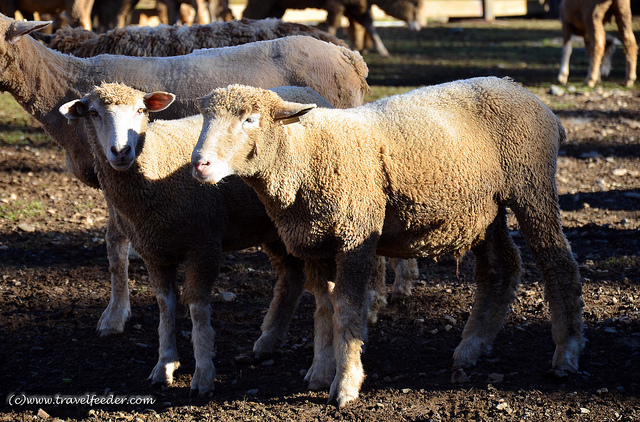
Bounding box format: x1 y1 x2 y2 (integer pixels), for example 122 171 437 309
303 259 337 391
183 252 219 395
148 266 181 386
97 208 131 336
328 244 378 408
188 301 216 394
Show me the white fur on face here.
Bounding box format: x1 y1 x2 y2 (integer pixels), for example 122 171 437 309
91 100 147 171
192 113 255 183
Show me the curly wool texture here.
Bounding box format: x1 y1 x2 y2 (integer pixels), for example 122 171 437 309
198 77 565 259
44 18 348 58
195 77 584 406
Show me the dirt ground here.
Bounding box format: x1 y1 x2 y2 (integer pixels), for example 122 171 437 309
2 22 640 422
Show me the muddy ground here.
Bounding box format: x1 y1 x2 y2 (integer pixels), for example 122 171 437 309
1 21 640 422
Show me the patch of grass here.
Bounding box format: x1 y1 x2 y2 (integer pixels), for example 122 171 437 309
0 200 45 223
0 93 51 146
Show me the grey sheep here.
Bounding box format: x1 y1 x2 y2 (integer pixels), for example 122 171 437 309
35 18 348 58
191 78 584 407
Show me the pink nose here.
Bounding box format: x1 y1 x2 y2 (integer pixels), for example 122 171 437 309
193 159 210 177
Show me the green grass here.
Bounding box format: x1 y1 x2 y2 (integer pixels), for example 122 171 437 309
0 199 45 223
0 93 51 146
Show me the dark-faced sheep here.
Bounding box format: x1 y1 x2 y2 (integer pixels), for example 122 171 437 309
558 0 637 87
191 78 584 407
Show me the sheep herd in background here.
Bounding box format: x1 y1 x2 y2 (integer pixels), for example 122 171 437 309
1 0 638 409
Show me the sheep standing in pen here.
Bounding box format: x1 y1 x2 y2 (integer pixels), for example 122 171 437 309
191 78 585 407
558 0 637 87
35 18 348 57
0 14 370 337
58 83 375 394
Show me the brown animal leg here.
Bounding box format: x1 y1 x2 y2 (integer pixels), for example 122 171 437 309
613 0 638 86
586 1 613 87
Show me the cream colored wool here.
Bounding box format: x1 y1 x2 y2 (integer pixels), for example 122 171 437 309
192 77 584 407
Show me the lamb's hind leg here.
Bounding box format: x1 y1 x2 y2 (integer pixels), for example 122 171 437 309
148 265 181 386
453 206 522 369
253 240 306 359
511 192 584 373
97 208 131 336
304 259 337 391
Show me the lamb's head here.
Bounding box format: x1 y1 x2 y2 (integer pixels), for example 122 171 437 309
192 84 315 184
59 83 175 171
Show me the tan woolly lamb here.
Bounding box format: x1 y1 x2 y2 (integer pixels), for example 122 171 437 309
0 13 369 336
558 0 637 87
191 78 585 407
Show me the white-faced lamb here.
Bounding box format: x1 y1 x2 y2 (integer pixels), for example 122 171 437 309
35 18 348 58
558 0 637 87
57 83 363 394
0 14 369 336
191 78 585 407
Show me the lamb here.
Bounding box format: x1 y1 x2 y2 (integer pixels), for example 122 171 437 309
558 0 637 87
191 78 585 407
0 14 369 336
57 83 354 394
36 18 348 58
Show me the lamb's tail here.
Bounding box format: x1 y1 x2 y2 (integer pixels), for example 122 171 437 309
557 117 568 144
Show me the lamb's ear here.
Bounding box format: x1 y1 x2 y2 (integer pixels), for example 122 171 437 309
7 20 52 44
273 102 316 125
143 92 176 112
59 99 89 125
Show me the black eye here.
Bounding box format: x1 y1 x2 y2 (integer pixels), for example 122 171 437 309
245 116 255 124
137 108 146 114
89 109 99 118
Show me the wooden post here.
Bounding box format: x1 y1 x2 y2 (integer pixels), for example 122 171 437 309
483 0 495 20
